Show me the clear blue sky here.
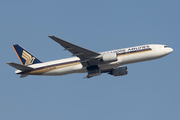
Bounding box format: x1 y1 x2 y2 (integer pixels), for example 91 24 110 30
1 0 179 120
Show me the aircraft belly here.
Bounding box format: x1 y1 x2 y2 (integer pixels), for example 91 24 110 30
43 66 74 75
42 64 84 75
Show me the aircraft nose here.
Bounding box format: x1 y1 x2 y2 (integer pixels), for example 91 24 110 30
169 48 173 53
165 47 173 54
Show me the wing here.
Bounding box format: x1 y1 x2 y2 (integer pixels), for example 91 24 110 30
49 36 102 66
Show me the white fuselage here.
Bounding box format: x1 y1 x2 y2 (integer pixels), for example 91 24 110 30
16 44 173 76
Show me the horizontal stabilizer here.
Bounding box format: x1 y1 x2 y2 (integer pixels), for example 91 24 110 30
20 74 28 78
7 62 34 71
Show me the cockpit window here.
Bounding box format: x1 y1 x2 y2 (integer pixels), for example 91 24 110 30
164 46 169 48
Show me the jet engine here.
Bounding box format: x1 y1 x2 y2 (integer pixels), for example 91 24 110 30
101 53 117 62
109 66 128 76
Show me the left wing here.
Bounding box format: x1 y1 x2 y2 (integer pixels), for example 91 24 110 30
49 36 102 66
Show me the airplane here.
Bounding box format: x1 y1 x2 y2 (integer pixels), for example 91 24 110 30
7 36 173 78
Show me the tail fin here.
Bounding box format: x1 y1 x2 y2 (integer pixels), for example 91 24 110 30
12 44 42 65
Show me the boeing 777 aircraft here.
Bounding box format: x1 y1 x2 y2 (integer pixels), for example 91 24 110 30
7 36 173 78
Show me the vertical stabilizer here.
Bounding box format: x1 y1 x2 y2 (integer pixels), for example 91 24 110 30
12 44 42 65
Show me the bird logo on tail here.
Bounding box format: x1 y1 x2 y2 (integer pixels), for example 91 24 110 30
22 50 35 65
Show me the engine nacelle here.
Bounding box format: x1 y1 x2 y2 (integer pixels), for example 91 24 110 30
109 66 128 76
101 53 117 62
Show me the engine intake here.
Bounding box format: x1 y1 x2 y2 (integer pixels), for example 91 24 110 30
101 53 117 62
109 66 128 76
